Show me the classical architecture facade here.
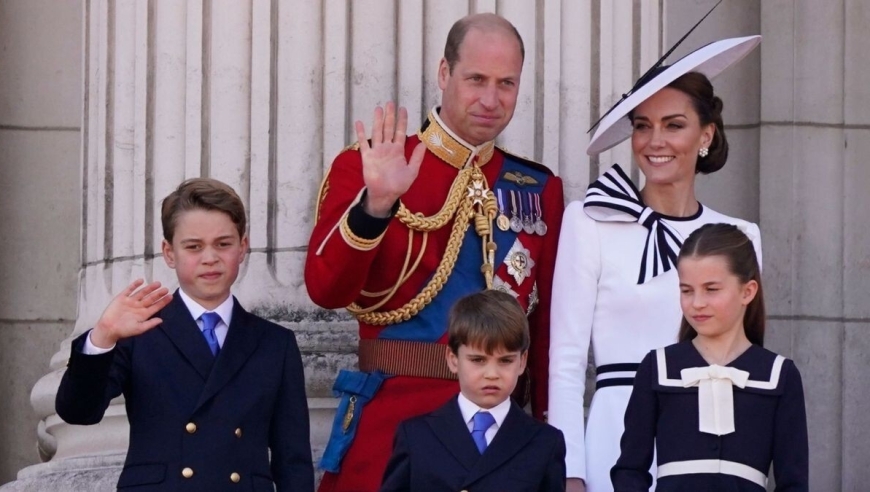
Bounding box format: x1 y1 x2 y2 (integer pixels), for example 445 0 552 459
0 1 867 490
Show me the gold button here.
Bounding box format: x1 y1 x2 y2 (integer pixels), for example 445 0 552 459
230 472 240 483
182 467 194 478
185 422 197 434
234 428 242 438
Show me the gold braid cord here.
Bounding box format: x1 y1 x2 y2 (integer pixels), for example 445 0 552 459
395 167 473 231
347 165 497 325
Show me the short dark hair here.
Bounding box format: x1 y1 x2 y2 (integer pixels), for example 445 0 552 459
677 223 765 345
443 13 525 73
161 178 247 243
447 290 529 355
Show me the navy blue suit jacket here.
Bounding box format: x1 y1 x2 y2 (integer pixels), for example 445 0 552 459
380 396 566 491
55 293 314 491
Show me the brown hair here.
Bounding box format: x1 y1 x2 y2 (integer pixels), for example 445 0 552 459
677 223 765 345
161 178 247 242
444 13 525 74
448 290 529 355
628 71 728 174
667 71 728 173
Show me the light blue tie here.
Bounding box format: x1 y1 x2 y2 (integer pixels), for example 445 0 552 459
200 312 221 357
471 411 496 454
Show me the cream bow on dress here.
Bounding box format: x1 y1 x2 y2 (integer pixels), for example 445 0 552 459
680 365 750 436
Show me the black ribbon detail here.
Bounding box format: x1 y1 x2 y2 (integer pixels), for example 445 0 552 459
584 164 686 284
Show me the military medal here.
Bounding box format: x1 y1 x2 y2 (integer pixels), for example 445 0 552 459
509 191 523 233
492 275 518 299
533 193 548 236
504 239 535 285
527 282 539 314
496 189 510 232
467 179 486 206
521 192 535 234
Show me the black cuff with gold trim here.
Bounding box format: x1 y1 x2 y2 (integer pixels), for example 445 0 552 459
347 190 400 240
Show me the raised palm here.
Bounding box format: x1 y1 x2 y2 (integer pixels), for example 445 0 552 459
355 102 426 216
91 279 173 348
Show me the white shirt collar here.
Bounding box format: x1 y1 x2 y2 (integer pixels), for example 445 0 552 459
457 392 512 429
178 289 234 328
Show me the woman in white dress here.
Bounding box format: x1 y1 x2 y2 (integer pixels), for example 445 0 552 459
548 35 764 492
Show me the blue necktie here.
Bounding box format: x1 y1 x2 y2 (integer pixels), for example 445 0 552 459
200 312 221 357
471 411 496 454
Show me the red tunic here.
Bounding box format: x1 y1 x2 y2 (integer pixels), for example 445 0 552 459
305 112 564 491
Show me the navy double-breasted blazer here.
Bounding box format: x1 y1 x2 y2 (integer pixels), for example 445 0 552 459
380 395 566 491
55 293 314 491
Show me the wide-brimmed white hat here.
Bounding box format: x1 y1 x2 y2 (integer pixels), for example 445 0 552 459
586 34 762 156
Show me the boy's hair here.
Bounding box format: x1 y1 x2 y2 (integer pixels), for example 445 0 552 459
447 290 529 355
161 178 247 242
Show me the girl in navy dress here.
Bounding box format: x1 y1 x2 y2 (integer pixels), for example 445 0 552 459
611 223 808 491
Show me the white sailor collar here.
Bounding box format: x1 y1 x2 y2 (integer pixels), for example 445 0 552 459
652 342 790 396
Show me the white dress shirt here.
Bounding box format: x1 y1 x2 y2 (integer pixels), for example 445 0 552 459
456 392 512 446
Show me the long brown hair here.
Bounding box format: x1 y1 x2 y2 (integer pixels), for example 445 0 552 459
677 223 765 345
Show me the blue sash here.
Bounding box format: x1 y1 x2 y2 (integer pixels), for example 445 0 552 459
378 154 548 341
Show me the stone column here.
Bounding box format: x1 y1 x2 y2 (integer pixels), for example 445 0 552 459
760 1 870 488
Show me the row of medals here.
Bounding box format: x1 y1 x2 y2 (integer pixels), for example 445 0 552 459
495 189 548 236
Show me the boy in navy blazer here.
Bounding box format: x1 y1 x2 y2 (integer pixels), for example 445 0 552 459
56 178 314 491
380 290 566 491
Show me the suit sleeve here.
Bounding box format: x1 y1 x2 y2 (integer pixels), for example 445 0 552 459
547 201 600 479
55 330 129 425
528 175 565 420
379 422 412 492
772 361 809 492
539 428 567 492
304 149 397 309
610 352 656 491
270 329 315 491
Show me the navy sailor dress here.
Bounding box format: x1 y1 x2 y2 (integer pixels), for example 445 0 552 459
611 341 808 491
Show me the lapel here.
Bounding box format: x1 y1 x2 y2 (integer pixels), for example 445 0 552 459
159 293 216 381
425 396 482 471
462 401 540 487
193 297 266 412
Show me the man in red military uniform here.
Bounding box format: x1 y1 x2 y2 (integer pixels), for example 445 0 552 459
305 13 564 491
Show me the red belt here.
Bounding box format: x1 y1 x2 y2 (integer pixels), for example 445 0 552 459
357 339 458 380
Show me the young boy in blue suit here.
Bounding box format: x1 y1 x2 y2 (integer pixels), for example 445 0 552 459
380 290 566 491
56 178 314 491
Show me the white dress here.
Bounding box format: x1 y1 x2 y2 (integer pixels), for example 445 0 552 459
547 169 762 492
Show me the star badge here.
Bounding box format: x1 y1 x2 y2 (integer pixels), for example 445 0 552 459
492 275 519 299
504 239 535 285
